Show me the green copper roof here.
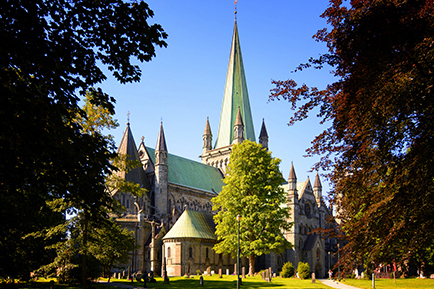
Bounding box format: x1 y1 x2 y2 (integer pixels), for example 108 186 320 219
215 20 255 148
146 147 224 194
163 209 216 240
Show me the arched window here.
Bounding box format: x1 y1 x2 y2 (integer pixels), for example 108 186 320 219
167 247 171 258
219 253 223 260
189 247 193 258
206 248 209 259
122 194 125 206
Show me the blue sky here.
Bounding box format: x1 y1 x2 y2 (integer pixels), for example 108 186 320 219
99 0 336 195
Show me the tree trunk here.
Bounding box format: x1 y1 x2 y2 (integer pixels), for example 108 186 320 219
248 255 256 276
107 257 115 282
82 214 88 289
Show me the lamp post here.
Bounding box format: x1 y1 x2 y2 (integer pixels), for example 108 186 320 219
237 214 241 289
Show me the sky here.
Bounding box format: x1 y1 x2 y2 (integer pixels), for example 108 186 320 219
99 0 336 195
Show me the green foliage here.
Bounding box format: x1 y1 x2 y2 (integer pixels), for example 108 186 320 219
88 219 136 278
212 140 292 274
281 261 295 278
270 0 434 272
37 92 143 285
0 0 166 279
297 262 310 279
196 270 202 276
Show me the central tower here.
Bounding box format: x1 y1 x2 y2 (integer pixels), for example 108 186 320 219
200 19 256 173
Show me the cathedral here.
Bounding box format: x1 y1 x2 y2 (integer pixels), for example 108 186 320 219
111 19 337 278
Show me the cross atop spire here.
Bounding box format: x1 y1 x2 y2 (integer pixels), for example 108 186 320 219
127 111 130 124
234 0 238 19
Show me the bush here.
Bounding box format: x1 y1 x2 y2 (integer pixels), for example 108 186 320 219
281 262 295 278
196 270 202 276
297 262 310 279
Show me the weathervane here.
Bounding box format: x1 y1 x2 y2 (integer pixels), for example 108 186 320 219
234 0 238 19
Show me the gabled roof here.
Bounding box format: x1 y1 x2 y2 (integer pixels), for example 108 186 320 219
146 147 224 194
114 123 149 191
163 209 216 241
214 20 255 148
298 178 314 198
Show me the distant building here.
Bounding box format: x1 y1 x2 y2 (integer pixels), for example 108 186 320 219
111 19 337 278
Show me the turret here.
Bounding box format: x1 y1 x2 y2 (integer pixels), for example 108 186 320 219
259 118 269 150
232 108 244 145
287 162 298 203
155 122 168 215
314 172 322 204
203 117 213 154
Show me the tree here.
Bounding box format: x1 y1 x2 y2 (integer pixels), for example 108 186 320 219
0 0 166 279
269 0 434 273
281 261 295 278
74 91 145 285
212 140 291 275
88 219 135 282
297 262 310 279
37 91 145 284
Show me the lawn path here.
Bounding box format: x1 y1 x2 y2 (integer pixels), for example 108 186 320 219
319 279 362 289
97 281 144 289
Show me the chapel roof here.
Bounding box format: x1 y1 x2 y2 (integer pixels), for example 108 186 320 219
146 147 224 194
163 209 216 240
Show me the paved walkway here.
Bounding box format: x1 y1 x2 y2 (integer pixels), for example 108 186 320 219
318 279 362 289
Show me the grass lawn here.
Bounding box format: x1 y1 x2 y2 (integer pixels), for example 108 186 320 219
10 276 434 289
340 277 434 289
98 275 330 289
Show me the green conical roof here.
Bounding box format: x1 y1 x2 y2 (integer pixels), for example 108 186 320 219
214 20 255 148
163 209 216 240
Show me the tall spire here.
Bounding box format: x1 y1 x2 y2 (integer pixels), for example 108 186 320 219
289 162 296 180
156 121 167 152
214 20 255 149
259 118 269 149
203 117 213 154
314 172 322 189
115 122 145 191
314 172 322 203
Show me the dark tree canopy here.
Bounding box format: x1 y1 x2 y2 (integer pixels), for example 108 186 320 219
0 0 166 278
270 0 434 272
